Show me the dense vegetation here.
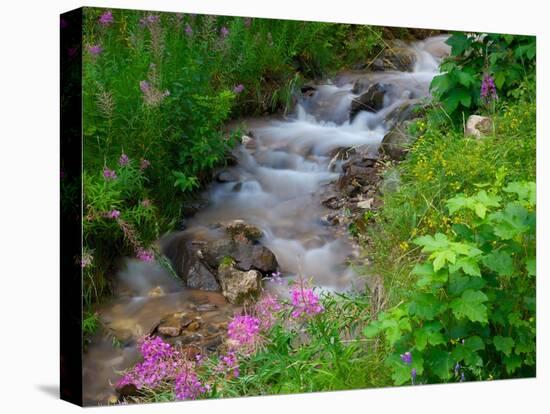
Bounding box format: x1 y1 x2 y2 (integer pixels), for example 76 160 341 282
79 8 536 403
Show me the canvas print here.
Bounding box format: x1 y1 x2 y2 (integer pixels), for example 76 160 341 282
60 6 536 406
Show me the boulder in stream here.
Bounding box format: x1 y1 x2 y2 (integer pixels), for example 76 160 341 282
217 263 262 305
350 83 388 119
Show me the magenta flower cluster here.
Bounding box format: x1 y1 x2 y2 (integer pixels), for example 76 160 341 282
481 74 498 102
140 14 160 27
215 351 240 379
136 248 155 262
119 153 129 167
255 294 283 331
185 24 193 37
103 167 117 180
290 286 323 318
106 209 121 219
220 26 229 38
118 336 208 400
98 11 114 26
227 314 260 352
88 44 103 56
175 369 209 400
233 84 245 94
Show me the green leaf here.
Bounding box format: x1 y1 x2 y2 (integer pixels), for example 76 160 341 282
409 293 446 320
484 251 514 276
429 349 453 380
450 289 488 323
504 354 522 374
489 203 530 239
526 257 536 277
432 249 456 271
449 257 482 277
493 336 515 356
504 181 536 206
363 321 382 338
456 70 475 87
446 33 471 55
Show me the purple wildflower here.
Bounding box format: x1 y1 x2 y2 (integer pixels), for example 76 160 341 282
140 158 151 170
175 369 208 400
106 209 121 219
481 73 498 102
411 368 417 385
98 11 114 26
139 80 151 93
136 248 155 262
185 24 193 37
290 285 323 318
220 26 229 38
81 254 92 268
117 336 184 389
400 351 412 365
103 167 117 180
233 84 245 94
88 44 102 56
255 294 283 331
269 271 284 285
227 314 260 353
215 352 240 378
118 153 129 167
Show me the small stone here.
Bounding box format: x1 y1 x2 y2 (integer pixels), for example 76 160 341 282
357 198 374 209
147 286 164 297
158 325 181 337
465 115 493 139
186 320 201 331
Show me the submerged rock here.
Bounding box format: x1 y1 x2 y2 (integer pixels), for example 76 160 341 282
217 263 262 305
202 238 277 274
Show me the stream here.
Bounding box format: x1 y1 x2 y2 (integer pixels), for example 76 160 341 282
83 35 450 405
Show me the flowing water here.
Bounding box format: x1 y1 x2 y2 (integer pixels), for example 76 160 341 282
83 35 450 405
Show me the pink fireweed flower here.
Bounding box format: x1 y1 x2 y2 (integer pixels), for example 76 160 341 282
227 314 260 353
290 285 323 318
103 167 117 180
136 248 155 262
106 209 121 219
98 11 114 26
88 44 102 56
220 26 229 38
185 24 193 37
140 158 151 170
175 369 208 400
140 14 160 27
118 153 129 166
215 351 240 378
254 294 283 331
117 336 185 390
480 73 498 103
233 84 245 94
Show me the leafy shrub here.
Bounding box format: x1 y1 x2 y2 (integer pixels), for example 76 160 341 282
430 33 535 119
364 181 535 384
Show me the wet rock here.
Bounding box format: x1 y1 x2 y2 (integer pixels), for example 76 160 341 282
186 320 202 332
204 336 223 352
225 220 263 242
160 233 194 282
241 134 256 151
157 314 184 337
301 84 317 96
465 115 493 139
217 263 262 305
232 182 243 192
385 99 425 128
203 238 277 274
350 83 388 119
196 303 218 312
216 170 238 183
147 286 165 298
379 47 417 72
179 345 202 360
321 194 345 210
187 260 220 291
351 78 370 94
380 120 417 160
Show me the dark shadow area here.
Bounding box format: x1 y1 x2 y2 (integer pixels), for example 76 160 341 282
36 384 60 399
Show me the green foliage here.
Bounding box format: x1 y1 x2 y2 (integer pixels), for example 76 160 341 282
430 33 535 120
364 182 536 384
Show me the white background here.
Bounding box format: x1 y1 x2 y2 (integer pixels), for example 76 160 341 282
0 0 547 412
